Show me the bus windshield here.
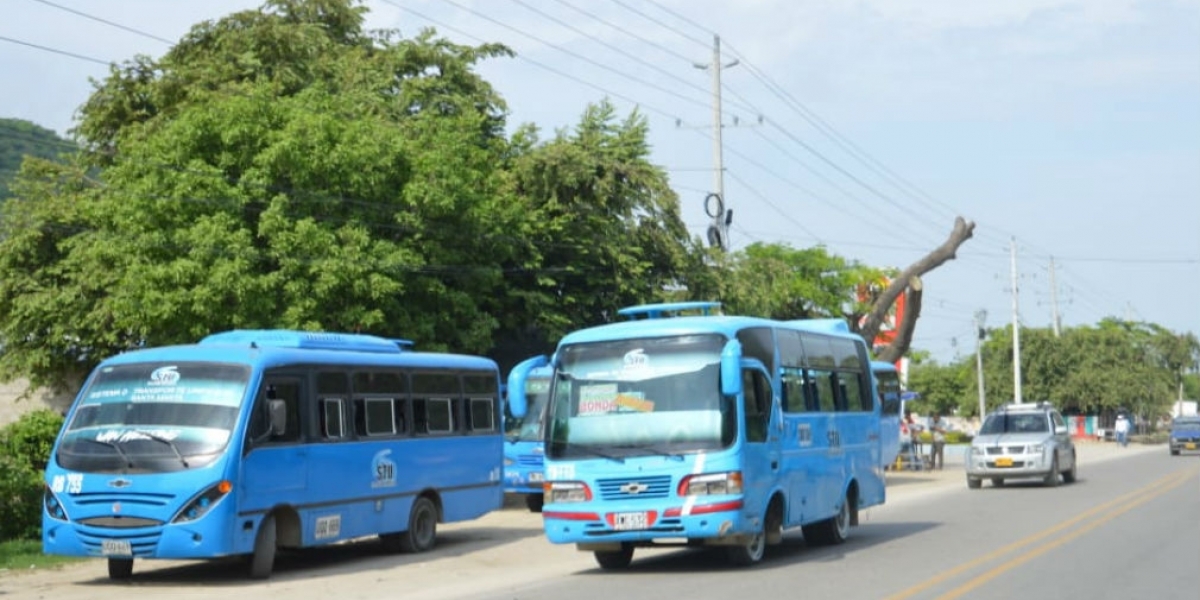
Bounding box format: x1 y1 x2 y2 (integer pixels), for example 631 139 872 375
506 375 551 442
57 361 250 473
546 334 729 458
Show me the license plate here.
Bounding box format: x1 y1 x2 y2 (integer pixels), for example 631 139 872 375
529 472 544 482
1187 443 1197 450
994 457 1013 468
101 539 132 556
611 511 649 531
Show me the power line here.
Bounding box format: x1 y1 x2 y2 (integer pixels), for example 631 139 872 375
607 0 709 47
0 34 111 66
28 0 174 45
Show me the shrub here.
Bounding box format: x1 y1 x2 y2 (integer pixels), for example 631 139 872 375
0 409 65 541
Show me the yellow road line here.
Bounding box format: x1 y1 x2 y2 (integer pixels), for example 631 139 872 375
935 469 1195 600
884 470 1189 600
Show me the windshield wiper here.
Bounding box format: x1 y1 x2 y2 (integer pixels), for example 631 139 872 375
133 430 190 468
570 445 625 463
614 443 686 461
80 437 135 470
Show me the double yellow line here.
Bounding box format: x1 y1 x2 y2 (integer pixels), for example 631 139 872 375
886 467 1198 600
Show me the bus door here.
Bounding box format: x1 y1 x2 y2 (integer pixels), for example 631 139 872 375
740 365 780 521
241 375 308 505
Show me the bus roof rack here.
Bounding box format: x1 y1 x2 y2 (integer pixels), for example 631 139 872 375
199 330 406 354
617 301 722 320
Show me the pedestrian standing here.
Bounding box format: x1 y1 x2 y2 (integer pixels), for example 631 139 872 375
1115 414 1130 448
928 412 947 470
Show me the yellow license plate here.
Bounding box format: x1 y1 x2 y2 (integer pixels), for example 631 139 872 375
994 457 1013 467
1187 443 1197 450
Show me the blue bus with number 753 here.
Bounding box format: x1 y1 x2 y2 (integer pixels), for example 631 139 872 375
42 329 514 580
506 302 886 569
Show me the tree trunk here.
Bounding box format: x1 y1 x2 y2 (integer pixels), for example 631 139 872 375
860 217 975 361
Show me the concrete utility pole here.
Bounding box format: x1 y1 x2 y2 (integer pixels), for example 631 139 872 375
1011 237 1023 405
975 310 988 419
1049 256 1061 338
694 34 738 252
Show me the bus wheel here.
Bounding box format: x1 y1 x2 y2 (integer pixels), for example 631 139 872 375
525 494 544 513
594 544 634 570
399 496 438 553
107 557 133 580
249 514 277 579
726 526 766 566
802 497 850 546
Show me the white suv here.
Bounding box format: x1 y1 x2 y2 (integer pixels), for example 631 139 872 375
966 402 1077 489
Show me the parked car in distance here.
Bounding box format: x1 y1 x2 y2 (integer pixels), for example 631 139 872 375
965 402 1077 489
1168 416 1200 456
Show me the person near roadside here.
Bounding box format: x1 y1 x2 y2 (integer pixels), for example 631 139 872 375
1115 413 1130 448
927 411 947 470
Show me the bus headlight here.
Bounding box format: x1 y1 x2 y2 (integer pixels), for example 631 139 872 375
545 481 591 503
504 457 515 466
172 480 232 523
44 486 69 521
678 472 743 496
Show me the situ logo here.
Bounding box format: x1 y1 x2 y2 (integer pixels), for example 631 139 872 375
148 366 181 386
372 449 397 488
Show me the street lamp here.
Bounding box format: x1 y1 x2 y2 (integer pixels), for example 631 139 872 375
975 310 988 425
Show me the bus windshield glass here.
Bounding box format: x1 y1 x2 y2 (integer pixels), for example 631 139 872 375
547 334 728 458
506 375 551 442
57 362 250 473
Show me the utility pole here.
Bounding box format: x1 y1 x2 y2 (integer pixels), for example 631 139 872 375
975 310 988 420
695 34 738 252
1011 237 1023 405
1049 256 1061 338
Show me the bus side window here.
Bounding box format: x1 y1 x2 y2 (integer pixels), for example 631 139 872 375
250 379 302 445
742 369 769 443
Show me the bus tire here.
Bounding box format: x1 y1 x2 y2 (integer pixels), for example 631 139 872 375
249 514 277 579
726 526 766 566
802 497 850 546
399 496 437 553
525 494 544 513
107 557 133 580
594 544 634 570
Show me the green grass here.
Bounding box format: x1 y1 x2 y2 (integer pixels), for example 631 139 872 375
0 539 85 572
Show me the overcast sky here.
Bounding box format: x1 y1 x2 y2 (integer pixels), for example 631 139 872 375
2 0 1198 364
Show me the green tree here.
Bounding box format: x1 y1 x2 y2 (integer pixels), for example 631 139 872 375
0 118 74 201
0 0 523 392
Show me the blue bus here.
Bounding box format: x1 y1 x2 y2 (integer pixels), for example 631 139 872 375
873 361 904 469
503 362 552 512
42 330 509 580
507 301 886 569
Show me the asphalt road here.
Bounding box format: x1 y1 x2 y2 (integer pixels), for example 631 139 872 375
3 442 1195 600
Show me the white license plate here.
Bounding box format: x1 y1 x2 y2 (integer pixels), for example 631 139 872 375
612 511 649 531
101 539 132 556
529 472 544 482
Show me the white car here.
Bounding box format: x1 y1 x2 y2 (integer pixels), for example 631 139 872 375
965 402 1077 489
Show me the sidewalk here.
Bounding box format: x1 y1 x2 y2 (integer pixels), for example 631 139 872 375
884 439 1163 495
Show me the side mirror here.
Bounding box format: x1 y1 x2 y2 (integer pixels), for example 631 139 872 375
269 399 287 436
506 355 548 419
1054 425 1067 435
720 339 743 397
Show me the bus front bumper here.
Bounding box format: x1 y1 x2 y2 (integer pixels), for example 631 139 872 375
43 519 239 560
542 498 749 547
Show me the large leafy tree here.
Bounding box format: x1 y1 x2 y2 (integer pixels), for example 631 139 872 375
0 0 524 392
0 119 74 202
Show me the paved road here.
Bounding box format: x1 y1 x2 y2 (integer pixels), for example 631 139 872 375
1 441 1186 600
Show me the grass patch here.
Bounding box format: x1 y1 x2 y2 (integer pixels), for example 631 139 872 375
0 539 85 573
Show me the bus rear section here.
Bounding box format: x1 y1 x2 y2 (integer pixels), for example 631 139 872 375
504 363 552 512
42 329 506 580
515 303 886 569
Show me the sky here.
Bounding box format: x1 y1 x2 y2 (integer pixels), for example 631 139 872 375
1 0 1198 363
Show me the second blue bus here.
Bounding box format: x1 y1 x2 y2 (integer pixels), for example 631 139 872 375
503 362 552 512
507 302 887 568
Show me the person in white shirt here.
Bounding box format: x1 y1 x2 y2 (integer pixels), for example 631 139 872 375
1114 414 1130 447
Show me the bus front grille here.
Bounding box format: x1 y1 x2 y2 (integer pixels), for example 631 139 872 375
596 475 673 500
517 454 544 467
72 491 175 508
79 516 164 528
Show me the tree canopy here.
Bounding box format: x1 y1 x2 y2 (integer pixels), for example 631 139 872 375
0 118 73 202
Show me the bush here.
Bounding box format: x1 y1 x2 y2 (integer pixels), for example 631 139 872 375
0 409 65 541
